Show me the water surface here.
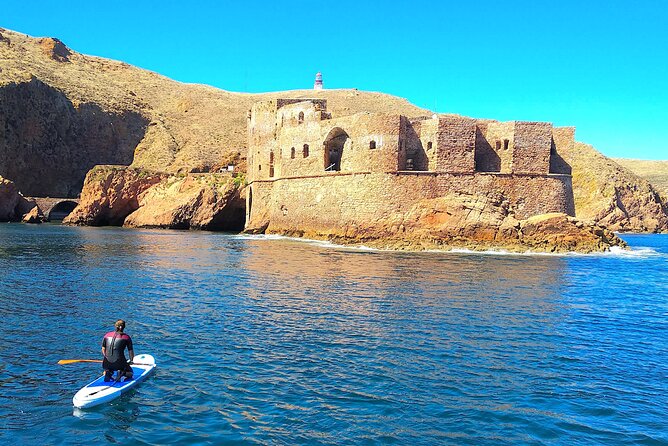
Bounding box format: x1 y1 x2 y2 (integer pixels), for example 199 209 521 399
0 225 666 445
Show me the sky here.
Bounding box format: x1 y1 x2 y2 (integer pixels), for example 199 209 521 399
2 0 667 159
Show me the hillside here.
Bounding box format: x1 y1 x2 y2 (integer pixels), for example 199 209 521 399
613 159 668 198
0 27 667 232
0 27 427 196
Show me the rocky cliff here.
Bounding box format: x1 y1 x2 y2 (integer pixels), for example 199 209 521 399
63 165 245 231
1 27 667 236
560 143 668 232
614 159 668 200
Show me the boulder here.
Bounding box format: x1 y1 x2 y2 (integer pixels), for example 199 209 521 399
22 206 43 224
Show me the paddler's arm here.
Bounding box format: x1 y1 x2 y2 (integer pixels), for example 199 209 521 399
128 349 135 363
101 346 106 358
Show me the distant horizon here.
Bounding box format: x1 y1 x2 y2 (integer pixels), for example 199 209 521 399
2 0 667 160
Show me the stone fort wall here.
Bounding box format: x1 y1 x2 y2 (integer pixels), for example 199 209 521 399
246 98 576 236
247 172 574 235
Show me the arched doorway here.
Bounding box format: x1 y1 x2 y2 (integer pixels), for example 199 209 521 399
323 127 349 171
47 200 78 221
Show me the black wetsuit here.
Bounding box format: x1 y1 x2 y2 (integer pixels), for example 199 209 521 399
102 331 133 373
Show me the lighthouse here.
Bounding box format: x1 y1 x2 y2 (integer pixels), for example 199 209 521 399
313 72 323 90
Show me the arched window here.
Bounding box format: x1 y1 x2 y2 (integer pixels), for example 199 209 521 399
298 112 304 124
303 144 309 158
495 140 501 151
290 147 296 159
503 139 510 150
369 140 376 149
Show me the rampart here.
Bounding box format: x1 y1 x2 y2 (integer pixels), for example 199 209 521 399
245 98 576 242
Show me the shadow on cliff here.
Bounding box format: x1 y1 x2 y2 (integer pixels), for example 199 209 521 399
0 77 149 197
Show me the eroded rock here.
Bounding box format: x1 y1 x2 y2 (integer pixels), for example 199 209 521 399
0 175 21 221
124 174 244 231
64 166 167 226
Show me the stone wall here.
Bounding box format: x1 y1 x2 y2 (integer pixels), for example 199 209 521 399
550 127 575 174
435 116 476 172
475 121 515 173
512 122 552 174
247 171 574 235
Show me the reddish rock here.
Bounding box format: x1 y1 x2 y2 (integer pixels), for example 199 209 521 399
123 174 244 231
302 193 626 253
63 166 167 226
37 37 71 62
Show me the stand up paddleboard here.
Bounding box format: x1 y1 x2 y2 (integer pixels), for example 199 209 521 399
72 354 156 409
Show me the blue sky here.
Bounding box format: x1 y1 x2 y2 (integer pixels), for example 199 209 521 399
3 0 667 159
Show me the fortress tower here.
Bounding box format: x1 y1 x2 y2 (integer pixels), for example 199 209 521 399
313 72 323 90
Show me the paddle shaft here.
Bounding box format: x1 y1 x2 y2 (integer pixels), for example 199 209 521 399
58 359 150 366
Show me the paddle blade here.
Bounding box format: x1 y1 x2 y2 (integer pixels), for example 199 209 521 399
58 359 103 365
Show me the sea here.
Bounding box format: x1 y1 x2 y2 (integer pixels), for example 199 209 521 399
0 224 666 445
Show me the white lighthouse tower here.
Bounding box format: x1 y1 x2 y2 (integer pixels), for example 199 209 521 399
313 72 323 90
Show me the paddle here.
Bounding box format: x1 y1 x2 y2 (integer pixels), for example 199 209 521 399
58 359 150 365
58 359 102 365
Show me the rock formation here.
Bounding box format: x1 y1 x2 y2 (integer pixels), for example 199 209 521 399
0 175 37 221
614 158 668 200
21 205 43 224
0 175 21 221
560 143 668 232
63 166 167 226
124 174 244 230
250 187 624 253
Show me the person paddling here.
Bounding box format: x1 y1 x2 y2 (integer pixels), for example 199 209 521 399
102 319 135 382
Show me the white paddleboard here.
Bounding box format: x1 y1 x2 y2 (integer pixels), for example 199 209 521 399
72 354 157 409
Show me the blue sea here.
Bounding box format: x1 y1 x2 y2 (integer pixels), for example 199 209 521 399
0 224 666 445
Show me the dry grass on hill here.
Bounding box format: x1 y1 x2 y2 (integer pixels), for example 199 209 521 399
614 159 668 198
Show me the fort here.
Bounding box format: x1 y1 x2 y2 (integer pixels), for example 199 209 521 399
244 98 579 249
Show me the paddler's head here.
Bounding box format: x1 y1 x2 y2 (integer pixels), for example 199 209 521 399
115 319 126 332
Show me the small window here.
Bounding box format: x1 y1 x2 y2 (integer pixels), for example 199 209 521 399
427 141 432 150
298 112 304 124
503 139 510 150
495 140 501 151
369 140 376 149
291 147 295 159
303 144 309 158
258 165 262 171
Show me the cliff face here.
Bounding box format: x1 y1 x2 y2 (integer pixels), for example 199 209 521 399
63 166 167 226
561 143 668 232
0 77 147 196
124 174 245 231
